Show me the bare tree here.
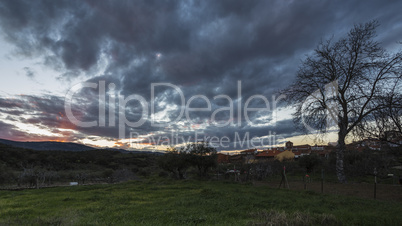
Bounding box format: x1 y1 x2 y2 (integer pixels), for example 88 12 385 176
18 163 47 188
366 91 402 145
158 147 191 179
180 142 217 178
283 21 402 183
75 172 88 185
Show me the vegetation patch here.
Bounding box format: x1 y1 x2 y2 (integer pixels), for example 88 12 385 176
0 180 401 225
249 210 338 226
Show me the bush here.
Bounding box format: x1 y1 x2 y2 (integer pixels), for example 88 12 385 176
298 154 321 173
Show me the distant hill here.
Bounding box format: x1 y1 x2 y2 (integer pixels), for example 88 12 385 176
0 138 164 154
0 138 95 151
101 148 164 155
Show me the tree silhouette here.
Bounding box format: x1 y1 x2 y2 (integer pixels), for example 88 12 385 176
283 21 402 183
180 142 217 178
158 147 191 179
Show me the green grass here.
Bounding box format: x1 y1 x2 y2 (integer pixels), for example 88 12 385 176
0 179 401 225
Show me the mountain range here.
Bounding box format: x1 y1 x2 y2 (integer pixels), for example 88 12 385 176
0 138 162 154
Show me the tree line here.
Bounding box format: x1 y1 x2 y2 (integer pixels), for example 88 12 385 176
0 143 156 188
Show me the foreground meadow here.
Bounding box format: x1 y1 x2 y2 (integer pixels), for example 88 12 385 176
0 179 401 225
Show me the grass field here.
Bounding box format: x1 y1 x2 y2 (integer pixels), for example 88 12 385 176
0 179 401 225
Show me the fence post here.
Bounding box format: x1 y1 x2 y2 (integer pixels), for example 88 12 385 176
321 169 324 193
374 168 377 199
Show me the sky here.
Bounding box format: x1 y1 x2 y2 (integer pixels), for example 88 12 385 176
0 0 401 151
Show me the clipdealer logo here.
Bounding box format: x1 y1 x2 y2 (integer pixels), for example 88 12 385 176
63 80 338 149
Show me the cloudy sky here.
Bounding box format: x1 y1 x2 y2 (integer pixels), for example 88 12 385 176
0 0 401 151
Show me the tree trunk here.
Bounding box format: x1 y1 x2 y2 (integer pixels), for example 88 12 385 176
336 132 347 183
178 168 185 179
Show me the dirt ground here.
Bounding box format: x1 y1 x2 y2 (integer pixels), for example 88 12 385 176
260 180 402 202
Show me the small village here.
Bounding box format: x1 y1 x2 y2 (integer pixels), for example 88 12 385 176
217 134 402 164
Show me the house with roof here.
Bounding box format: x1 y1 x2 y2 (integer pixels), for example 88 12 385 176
255 149 280 161
240 149 258 155
217 141 335 165
228 154 244 164
217 153 230 164
384 131 402 147
347 138 389 151
240 149 258 163
274 150 295 162
284 141 311 158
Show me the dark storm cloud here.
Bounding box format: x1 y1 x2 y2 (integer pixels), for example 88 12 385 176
2 0 401 84
0 94 161 141
0 95 68 126
0 120 23 139
1 0 401 149
134 118 301 150
0 118 79 142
